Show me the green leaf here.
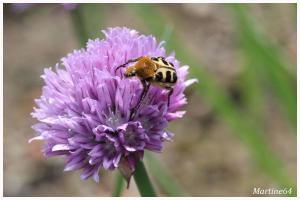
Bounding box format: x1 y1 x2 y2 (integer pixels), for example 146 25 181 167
70 7 90 46
145 152 186 196
79 4 107 39
238 59 265 128
229 4 296 129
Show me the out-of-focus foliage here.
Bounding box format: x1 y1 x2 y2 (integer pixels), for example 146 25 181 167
119 4 295 196
230 4 296 129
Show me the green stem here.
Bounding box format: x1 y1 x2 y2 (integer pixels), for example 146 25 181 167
70 6 89 46
133 160 157 197
112 171 125 196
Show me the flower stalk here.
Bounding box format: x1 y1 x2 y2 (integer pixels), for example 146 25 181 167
112 171 125 196
133 160 157 197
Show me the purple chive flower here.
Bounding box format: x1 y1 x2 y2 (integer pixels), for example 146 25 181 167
30 27 197 184
10 3 33 13
10 3 78 14
61 3 78 10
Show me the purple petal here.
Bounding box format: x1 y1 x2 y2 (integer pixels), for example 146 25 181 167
52 144 73 151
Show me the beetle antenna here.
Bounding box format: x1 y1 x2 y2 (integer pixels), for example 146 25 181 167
115 64 126 74
114 57 141 74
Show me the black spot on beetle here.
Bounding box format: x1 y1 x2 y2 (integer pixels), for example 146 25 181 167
155 72 163 82
166 71 171 83
172 72 177 83
162 59 169 66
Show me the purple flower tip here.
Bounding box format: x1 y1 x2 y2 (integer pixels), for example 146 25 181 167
30 27 197 184
61 3 78 10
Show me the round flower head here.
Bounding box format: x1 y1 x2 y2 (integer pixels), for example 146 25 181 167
30 27 197 184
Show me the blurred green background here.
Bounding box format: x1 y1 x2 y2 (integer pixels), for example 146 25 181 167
3 3 296 197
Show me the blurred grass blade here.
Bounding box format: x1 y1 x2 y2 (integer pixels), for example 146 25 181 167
238 59 265 127
79 4 106 39
112 171 125 197
145 152 186 196
133 160 157 197
161 24 174 43
70 4 107 45
129 4 296 195
70 6 89 46
229 4 296 129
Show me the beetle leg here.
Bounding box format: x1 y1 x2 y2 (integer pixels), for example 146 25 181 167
166 87 173 107
130 80 150 120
